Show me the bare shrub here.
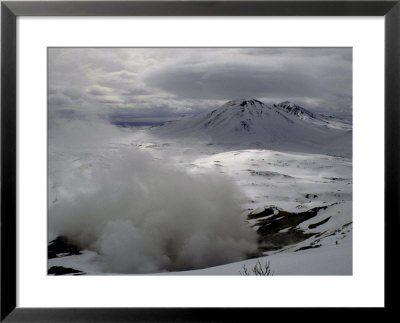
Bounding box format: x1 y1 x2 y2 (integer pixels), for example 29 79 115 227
239 260 273 276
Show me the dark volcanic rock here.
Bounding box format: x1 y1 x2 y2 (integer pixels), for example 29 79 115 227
48 236 82 259
308 216 331 229
251 206 329 251
248 207 275 220
48 266 84 275
295 244 321 252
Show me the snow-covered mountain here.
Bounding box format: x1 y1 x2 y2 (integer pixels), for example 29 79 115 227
273 101 317 120
152 99 352 157
273 101 352 130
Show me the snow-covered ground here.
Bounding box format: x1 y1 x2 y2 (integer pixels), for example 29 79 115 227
48 132 352 275
166 234 352 276
48 100 352 275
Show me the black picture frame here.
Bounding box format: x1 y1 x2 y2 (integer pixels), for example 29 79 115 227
1 1 399 321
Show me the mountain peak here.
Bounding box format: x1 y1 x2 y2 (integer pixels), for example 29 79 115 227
223 99 265 107
274 101 314 118
151 98 352 156
278 101 296 108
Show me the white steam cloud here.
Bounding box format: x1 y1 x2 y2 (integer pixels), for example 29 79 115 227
49 119 258 273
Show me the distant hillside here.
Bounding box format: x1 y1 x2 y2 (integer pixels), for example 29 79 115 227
151 99 352 157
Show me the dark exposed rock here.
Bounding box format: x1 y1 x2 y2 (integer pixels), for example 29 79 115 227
248 207 275 220
248 169 293 178
295 244 321 252
250 205 329 251
308 216 331 229
48 266 84 276
48 236 82 259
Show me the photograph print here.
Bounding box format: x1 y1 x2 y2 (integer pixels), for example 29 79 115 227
48 48 352 275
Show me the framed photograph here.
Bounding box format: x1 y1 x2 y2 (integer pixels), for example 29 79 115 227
1 0 398 321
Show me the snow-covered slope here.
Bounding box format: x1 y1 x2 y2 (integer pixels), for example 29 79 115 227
152 99 352 157
273 101 352 130
48 105 352 276
273 101 317 120
49 145 352 275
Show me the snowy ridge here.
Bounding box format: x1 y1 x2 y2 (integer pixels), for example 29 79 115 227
152 99 352 157
273 101 317 119
274 101 352 130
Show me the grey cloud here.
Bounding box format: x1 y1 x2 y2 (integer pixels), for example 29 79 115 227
87 85 111 97
139 48 351 113
49 93 74 107
49 48 352 117
49 120 258 273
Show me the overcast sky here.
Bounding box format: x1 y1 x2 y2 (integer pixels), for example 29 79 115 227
48 48 352 119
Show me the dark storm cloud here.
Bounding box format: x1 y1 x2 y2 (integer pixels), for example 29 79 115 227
142 65 327 99
243 47 352 62
140 48 352 113
48 48 352 118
